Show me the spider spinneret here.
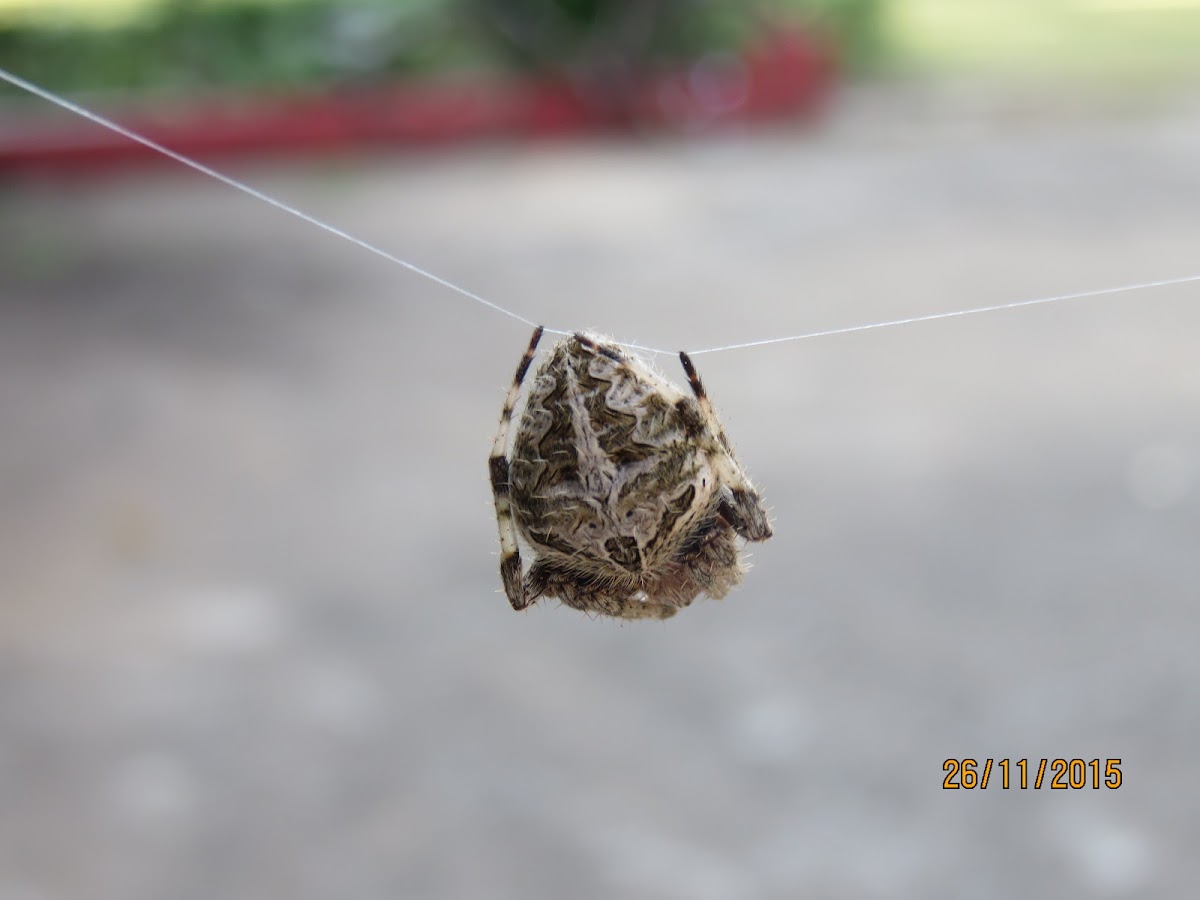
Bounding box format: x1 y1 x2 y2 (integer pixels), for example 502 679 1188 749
489 327 771 620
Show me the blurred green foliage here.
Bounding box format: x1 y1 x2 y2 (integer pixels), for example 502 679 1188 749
465 0 756 73
780 0 882 72
4 0 1199 98
0 0 476 94
0 0 872 96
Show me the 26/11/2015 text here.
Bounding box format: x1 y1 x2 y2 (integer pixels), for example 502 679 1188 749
943 758 1122 790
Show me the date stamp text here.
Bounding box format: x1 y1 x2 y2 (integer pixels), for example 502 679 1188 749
942 758 1122 790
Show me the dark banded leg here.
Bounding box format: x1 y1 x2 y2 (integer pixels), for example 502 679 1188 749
489 326 543 609
678 350 773 542
573 331 624 363
678 351 732 452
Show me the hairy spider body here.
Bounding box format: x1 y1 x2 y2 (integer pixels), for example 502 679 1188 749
489 327 771 620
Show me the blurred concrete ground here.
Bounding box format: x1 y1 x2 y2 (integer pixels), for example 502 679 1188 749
1 82 1199 899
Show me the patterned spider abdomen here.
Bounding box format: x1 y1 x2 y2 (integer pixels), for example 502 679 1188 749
511 340 706 568
490 329 770 620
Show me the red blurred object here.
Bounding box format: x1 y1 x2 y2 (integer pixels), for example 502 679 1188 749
0 28 835 173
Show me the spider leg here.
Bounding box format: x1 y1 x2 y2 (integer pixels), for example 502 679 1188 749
610 597 679 621
528 560 678 620
663 517 744 602
678 351 733 452
489 326 543 609
678 351 773 542
562 591 679 621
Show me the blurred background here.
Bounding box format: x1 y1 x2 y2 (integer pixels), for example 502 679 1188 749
2 1 1200 898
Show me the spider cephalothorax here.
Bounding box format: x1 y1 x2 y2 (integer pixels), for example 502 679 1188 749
488 327 771 620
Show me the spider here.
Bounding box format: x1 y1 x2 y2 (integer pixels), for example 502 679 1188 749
488 326 772 620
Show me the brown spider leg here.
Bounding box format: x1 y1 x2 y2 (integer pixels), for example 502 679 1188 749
528 559 678 620
678 351 773 542
678 351 731 451
489 326 543 609
611 597 679 621
564 591 679 621
573 332 624 363
660 515 744 602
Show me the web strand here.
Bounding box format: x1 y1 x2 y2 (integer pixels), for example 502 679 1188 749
0 67 540 330
2 66 1194 359
684 274 1200 355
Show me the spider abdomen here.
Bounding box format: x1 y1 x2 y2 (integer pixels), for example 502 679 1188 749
511 342 717 570
491 329 770 620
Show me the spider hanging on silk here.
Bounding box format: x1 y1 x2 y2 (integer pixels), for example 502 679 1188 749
488 327 772 621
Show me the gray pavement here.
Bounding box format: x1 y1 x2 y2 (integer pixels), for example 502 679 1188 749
1 84 1199 899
